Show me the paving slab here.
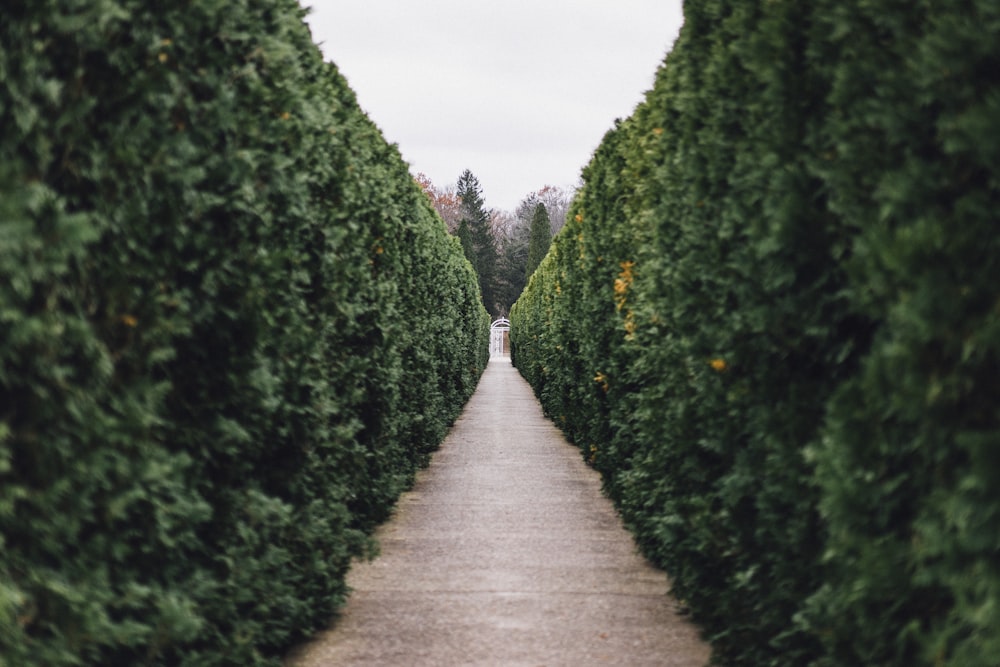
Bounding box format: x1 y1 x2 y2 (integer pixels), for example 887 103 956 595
285 357 711 667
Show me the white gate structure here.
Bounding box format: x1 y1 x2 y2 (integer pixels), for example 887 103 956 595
490 317 511 358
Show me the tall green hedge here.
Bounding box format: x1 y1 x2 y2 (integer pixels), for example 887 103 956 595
0 2 489 665
511 2 1000 665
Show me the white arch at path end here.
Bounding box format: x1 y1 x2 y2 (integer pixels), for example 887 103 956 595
490 317 511 358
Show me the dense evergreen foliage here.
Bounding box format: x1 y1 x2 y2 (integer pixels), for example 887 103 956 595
525 203 552 280
511 2 1000 665
455 169 499 315
0 2 488 665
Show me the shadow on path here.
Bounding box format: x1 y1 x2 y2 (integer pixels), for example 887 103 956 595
285 358 710 666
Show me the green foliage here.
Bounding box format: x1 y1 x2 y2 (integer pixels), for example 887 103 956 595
801 3 1000 665
495 233 528 316
0 2 488 665
525 203 552 280
456 169 500 315
511 2 1000 665
493 193 539 316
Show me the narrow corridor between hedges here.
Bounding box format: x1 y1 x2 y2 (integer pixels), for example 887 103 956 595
285 358 710 666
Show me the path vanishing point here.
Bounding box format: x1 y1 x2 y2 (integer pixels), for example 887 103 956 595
285 358 711 667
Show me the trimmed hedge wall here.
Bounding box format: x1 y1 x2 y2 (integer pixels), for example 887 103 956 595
0 2 489 665
511 2 1000 665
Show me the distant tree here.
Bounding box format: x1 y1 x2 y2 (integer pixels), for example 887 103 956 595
444 183 573 315
525 202 552 279
415 172 462 232
493 210 527 315
455 169 499 315
492 192 543 313
490 208 517 240
534 185 573 235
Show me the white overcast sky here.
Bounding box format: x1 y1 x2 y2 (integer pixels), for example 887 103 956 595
304 1 684 213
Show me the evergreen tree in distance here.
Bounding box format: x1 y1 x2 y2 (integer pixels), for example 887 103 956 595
456 169 499 315
493 194 536 314
525 202 552 280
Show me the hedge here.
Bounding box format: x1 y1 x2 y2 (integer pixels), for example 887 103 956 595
511 2 1000 665
0 2 489 665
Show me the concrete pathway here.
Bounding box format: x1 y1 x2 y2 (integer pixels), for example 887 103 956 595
285 358 710 667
